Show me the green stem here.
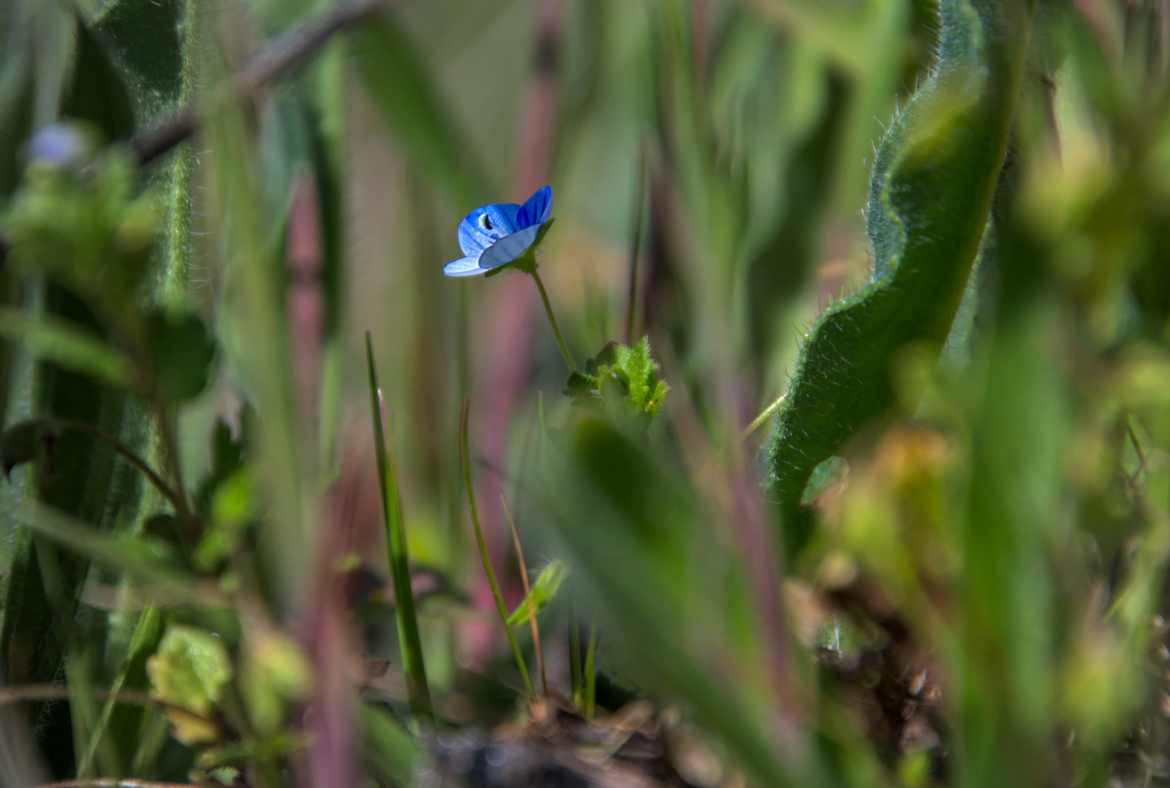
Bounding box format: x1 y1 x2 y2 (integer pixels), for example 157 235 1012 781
459 399 533 696
530 270 576 372
52 419 187 518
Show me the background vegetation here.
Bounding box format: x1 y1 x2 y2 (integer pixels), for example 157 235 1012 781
1 0 1169 786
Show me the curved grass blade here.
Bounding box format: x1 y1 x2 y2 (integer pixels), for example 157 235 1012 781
0 309 134 388
17 501 209 604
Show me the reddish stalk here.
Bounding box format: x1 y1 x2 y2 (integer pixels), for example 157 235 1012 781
501 493 548 695
287 175 324 465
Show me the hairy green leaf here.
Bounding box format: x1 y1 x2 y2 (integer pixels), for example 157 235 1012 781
766 0 1036 550
565 337 669 423
63 16 135 142
91 0 184 124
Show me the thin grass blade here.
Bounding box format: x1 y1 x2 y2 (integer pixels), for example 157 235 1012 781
365 332 433 723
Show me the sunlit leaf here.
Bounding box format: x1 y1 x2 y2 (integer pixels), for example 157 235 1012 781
507 560 568 627
147 625 232 744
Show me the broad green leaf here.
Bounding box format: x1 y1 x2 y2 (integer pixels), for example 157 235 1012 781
0 6 130 717
102 2 200 767
0 5 185 773
91 0 184 124
143 308 216 403
62 15 135 142
146 624 232 743
766 0 1036 551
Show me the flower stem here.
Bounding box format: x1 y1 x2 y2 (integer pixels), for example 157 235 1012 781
459 399 533 697
530 270 576 372
52 419 187 518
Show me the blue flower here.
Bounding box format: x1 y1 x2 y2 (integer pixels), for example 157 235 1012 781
443 185 554 278
27 124 95 169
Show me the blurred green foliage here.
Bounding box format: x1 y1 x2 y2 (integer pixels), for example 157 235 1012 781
0 0 1168 786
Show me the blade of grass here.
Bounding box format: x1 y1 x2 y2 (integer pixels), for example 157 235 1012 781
365 331 433 724
17 501 219 606
459 398 532 697
0 308 134 388
77 608 164 777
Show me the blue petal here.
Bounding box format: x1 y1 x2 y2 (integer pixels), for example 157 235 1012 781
28 124 92 167
478 224 543 270
458 203 521 256
515 185 553 228
443 255 488 278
